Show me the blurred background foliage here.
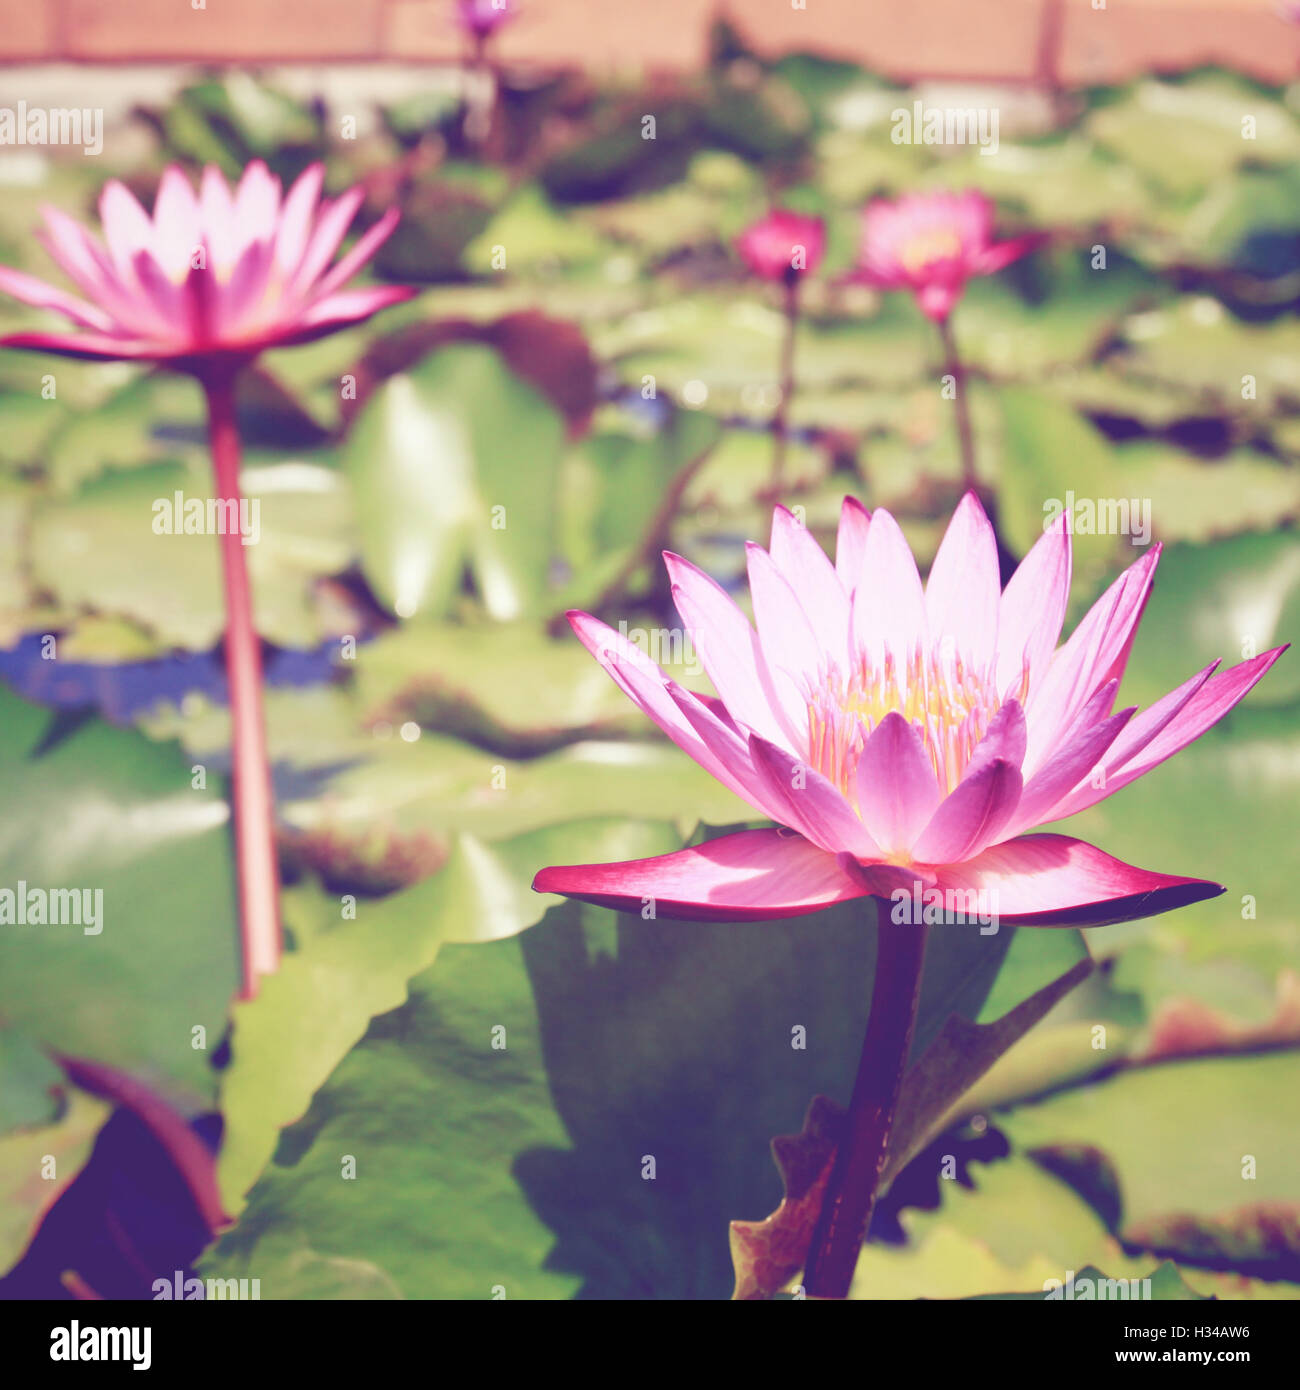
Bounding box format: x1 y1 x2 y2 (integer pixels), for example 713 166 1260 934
0 25 1298 1299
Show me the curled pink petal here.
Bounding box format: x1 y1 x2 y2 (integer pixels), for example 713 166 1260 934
533 827 868 921
0 264 113 332
748 733 879 859
932 834 1223 928
911 756 1023 865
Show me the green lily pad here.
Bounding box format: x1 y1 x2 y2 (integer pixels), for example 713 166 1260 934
0 685 238 1101
343 344 565 622
206 883 1022 1299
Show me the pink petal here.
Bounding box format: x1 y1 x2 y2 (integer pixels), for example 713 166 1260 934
854 711 941 854
995 510 1071 701
746 541 825 687
1004 705 1135 835
98 180 156 276
973 233 1043 276
39 211 170 337
198 166 238 274
748 733 878 858
933 833 1223 927
964 698 1027 776
273 285 413 340
151 166 201 278
665 551 803 751
911 756 1023 865
768 505 851 663
835 495 871 593
1026 545 1161 768
213 237 274 339
0 329 163 361
311 206 402 299
532 827 867 921
851 506 926 667
130 249 185 335
233 160 282 240
1049 646 1288 820
925 490 1000 672
0 264 113 332
274 162 324 275
289 186 364 295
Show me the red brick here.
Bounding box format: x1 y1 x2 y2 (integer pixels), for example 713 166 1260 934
384 0 714 69
0 0 58 61
728 0 1046 83
1057 0 1300 87
60 0 383 62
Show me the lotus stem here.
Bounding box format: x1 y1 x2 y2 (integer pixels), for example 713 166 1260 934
202 369 281 1001
938 315 978 493
772 275 801 487
803 919 929 1299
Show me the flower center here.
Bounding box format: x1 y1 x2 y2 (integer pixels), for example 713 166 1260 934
806 645 1023 804
897 228 962 276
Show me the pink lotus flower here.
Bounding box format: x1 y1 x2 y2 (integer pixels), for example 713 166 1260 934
457 0 515 39
736 210 826 283
0 161 413 367
855 190 1039 321
535 495 1285 928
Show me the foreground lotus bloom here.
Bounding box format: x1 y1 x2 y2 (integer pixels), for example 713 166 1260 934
736 209 826 283
855 190 1038 322
535 494 1285 927
0 160 413 364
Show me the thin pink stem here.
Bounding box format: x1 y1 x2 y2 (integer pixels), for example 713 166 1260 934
202 369 281 1001
939 315 978 492
771 275 800 485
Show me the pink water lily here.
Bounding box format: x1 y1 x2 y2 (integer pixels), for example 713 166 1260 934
0 160 414 1002
535 494 1285 927
736 209 826 283
0 160 413 366
855 189 1039 322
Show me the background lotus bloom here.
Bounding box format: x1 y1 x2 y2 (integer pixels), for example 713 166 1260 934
458 0 516 39
736 209 826 283
535 494 1285 927
0 161 413 1002
0 161 412 365
855 190 1038 321
735 210 826 483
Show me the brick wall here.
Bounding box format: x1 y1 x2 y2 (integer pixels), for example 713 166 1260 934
0 0 1297 84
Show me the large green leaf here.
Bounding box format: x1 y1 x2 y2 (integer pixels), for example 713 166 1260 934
205 890 1022 1298
1001 1051 1300 1272
343 344 565 622
0 686 238 1100
26 458 354 650
217 817 677 1214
